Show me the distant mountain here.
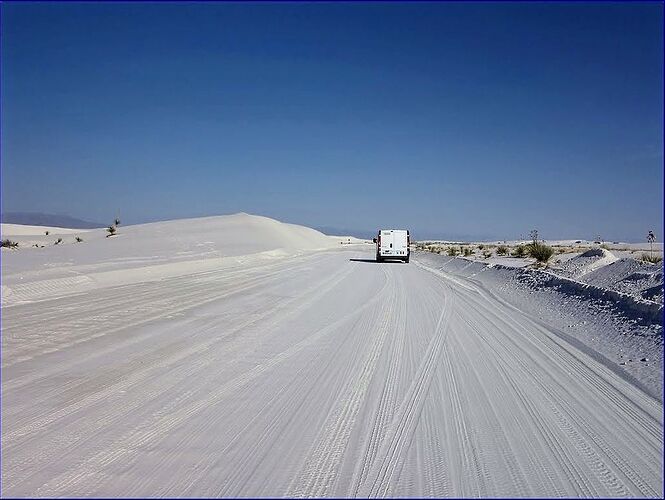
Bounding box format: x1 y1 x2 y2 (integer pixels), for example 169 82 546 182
1 212 104 229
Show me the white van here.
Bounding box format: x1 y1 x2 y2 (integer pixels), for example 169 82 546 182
373 229 410 263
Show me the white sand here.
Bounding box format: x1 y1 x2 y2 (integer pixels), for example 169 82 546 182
1 213 339 305
1 223 86 236
3 243 662 497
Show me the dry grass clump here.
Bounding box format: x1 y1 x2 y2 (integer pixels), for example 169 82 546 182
511 245 526 258
1 239 18 248
527 242 554 263
640 253 663 264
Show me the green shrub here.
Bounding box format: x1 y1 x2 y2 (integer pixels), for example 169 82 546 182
462 246 473 257
477 244 485 250
527 242 554 263
447 246 459 257
106 225 117 237
496 245 508 255
1 239 18 248
75 236 83 243
640 253 663 264
483 250 492 259
511 245 526 258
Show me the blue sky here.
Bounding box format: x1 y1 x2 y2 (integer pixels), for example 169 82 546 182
2 2 662 241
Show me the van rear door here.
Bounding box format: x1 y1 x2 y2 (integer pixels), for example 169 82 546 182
380 230 394 256
393 231 408 256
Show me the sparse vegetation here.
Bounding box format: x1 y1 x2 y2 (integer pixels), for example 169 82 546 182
477 244 485 250
496 245 508 255
511 245 526 258
640 253 663 264
75 236 83 243
54 238 63 245
600 243 610 250
525 229 554 263
462 246 473 257
1 239 19 249
107 225 117 237
447 246 459 257
482 250 492 259
45 230 49 236
527 242 554 263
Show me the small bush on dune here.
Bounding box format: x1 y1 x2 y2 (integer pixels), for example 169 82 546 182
44 230 49 236
447 246 459 257
640 253 663 264
512 245 526 258
75 236 83 243
462 246 473 257
106 225 117 237
1 239 19 248
496 245 508 255
54 238 63 245
527 242 554 263
482 250 492 259
477 244 485 250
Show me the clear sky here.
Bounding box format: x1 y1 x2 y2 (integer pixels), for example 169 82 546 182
2 2 663 241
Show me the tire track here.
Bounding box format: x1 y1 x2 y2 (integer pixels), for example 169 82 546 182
349 269 409 497
2 259 357 490
26 259 388 497
358 288 454 498
287 266 395 498
454 281 661 497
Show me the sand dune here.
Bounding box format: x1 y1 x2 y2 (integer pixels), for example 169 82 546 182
1 213 340 306
1 223 86 236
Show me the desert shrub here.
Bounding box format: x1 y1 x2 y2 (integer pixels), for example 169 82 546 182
496 245 508 255
600 243 610 250
1 239 18 248
640 253 663 264
106 225 117 237
527 242 554 263
462 246 473 257
483 250 492 259
75 236 83 243
512 245 525 258
45 230 49 236
54 238 63 245
447 246 459 257
477 244 485 250
558 247 566 254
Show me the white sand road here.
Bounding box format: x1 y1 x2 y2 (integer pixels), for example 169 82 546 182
2 247 663 497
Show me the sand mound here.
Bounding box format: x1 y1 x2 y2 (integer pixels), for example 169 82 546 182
583 258 663 304
553 248 663 304
1 214 338 304
557 248 618 280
